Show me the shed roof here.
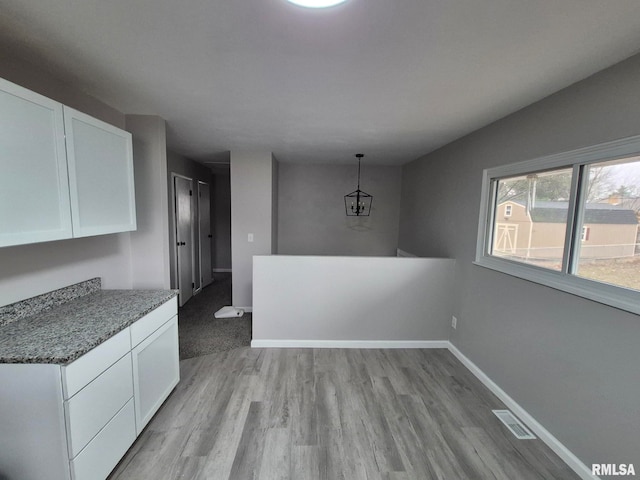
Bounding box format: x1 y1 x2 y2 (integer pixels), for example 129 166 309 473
504 201 638 224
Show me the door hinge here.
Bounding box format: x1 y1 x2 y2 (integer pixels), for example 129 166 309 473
192 282 195 288
189 190 193 196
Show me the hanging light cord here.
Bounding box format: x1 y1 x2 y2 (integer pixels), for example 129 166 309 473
355 153 364 214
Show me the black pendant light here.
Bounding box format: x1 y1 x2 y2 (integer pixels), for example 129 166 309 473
344 154 373 216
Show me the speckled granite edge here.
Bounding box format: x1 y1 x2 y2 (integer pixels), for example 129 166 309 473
0 278 101 327
0 289 178 365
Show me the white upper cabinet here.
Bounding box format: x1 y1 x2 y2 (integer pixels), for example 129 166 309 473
64 107 136 237
0 78 137 247
0 78 72 247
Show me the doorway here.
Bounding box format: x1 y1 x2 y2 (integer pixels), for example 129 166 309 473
173 175 194 306
172 174 214 307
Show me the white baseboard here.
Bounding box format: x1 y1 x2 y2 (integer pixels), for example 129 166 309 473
250 340 448 349
447 343 597 480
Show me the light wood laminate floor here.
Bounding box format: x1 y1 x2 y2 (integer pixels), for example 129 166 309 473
109 348 580 480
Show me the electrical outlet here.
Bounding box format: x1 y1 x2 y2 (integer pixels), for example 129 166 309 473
248 233 254 242
451 316 457 329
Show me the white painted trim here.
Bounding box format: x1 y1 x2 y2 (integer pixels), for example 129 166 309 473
251 340 448 349
447 342 598 480
213 268 232 273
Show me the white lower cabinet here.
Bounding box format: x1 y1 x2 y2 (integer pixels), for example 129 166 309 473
0 297 178 480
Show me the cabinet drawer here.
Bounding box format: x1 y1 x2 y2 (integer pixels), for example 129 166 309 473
62 327 131 399
130 297 177 347
64 353 133 458
70 398 136 480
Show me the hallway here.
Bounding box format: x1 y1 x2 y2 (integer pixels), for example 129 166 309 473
178 273 251 360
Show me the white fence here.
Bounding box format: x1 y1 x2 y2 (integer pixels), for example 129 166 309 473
494 243 639 262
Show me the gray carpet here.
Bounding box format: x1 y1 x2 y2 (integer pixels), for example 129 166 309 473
178 273 252 360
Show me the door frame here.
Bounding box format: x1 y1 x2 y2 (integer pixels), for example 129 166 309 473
197 180 213 288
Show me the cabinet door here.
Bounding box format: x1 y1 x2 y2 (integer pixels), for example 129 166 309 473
132 316 179 434
0 78 72 247
64 106 136 237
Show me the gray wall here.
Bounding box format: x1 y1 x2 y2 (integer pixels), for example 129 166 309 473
277 163 402 256
126 115 171 289
0 53 124 129
167 151 213 290
0 54 134 305
212 170 232 271
398 53 640 470
230 152 278 307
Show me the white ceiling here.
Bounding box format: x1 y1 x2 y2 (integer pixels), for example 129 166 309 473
2 0 640 165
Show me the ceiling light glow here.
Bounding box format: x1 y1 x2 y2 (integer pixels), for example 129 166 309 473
286 0 348 8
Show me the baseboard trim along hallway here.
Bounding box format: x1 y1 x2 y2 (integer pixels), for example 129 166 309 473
251 339 597 480
250 340 450 349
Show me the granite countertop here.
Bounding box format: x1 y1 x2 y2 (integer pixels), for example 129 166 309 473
0 289 177 365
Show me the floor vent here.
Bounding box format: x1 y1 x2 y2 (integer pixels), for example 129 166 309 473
492 410 536 440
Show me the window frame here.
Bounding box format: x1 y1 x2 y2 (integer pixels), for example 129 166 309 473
504 204 512 217
475 135 640 316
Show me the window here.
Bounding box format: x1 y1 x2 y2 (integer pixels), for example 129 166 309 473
581 226 590 241
476 135 640 315
492 168 572 271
